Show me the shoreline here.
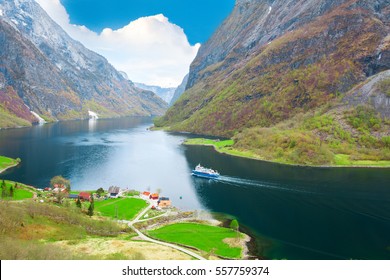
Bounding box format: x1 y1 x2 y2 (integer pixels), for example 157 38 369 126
26 188 253 259
0 115 163 131
183 138 390 169
133 204 253 260
0 161 20 175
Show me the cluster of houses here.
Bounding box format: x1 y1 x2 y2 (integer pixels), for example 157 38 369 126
70 186 122 201
42 184 172 209
68 192 91 201
43 185 122 201
44 184 67 194
141 191 171 209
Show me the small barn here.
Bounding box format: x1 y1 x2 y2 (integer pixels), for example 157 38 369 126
78 192 91 201
108 186 120 198
158 197 171 208
141 191 151 200
150 193 159 200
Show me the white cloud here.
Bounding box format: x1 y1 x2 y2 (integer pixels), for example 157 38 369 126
35 0 200 87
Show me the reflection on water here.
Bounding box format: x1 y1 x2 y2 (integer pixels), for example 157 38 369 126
88 118 97 133
1 117 390 260
0 117 202 209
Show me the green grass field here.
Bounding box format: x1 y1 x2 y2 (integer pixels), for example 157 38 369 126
1 180 34 200
184 138 234 149
148 223 243 259
334 154 390 167
94 198 147 220
0 156 19 171
185 138 390 168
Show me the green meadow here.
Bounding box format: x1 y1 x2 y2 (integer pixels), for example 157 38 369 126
94 198 147 220
0 156 19 172
148 223 243 259
0 180 34 200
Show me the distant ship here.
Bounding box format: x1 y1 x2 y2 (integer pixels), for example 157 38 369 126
191 164 220 179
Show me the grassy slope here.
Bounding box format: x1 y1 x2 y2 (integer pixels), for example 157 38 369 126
0 180 34 200
157 7 385 136
0 195 201 260
148 223 243 259
94 198 147 220
0 107 32 128
0 185 244 260
184 104 390 167
156 4 389 167
0 200 127 259
0 193 191 260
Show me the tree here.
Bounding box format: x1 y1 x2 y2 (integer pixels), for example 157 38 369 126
9 184 14 198
230 219 239 239
87 203 93 216
76 197 82 208
54 191 66 204
87 195 94 216
96 187 104 197
50 175 71 192
1 180 7 198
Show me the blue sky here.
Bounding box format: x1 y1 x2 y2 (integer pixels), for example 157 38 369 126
61 0 235 45
37 0 235 87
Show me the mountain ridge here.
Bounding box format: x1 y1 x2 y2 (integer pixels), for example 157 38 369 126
156 0 390 165
170 74 189 106
0 0 167 128
134 82 176 104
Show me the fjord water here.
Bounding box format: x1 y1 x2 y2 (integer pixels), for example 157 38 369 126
1 117 389 260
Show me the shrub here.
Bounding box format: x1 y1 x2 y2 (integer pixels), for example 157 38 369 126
0 202 24 234
289 139 297 149
0 237 75 260
358 134 379 148
348 106 382 131
23 201 122 236
382 136 390 148
377 77 390 97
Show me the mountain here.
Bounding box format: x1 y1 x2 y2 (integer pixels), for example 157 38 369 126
0 0 166 128
169 74 189 106
134 82 176 104
156 0 390 165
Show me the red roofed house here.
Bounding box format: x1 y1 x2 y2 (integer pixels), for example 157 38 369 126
79 192 91 201
52 185 67 194
150 193 159 200
141 191 151 200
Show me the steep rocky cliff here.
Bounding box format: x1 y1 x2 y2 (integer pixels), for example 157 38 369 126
158 0 390 136
170 74 189 106
0 0 166 128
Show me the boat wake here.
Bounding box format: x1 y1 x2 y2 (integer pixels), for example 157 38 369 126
214 175 316 195
209 175 390 222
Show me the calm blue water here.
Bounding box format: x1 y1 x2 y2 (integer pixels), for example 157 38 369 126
1 117 389 260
